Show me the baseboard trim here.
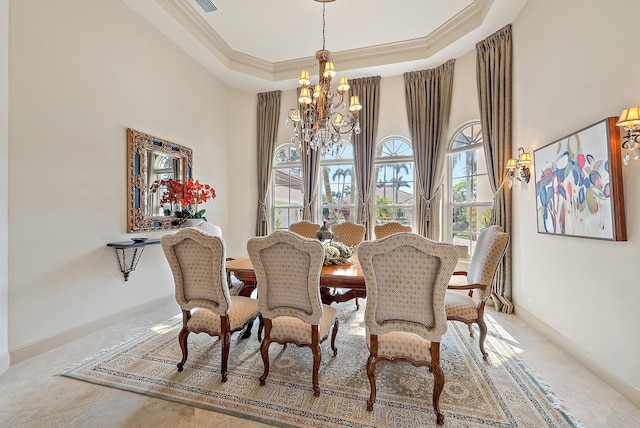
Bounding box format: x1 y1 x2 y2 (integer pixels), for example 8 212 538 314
10 295 175 365
0 351 9 374
514 303 640 409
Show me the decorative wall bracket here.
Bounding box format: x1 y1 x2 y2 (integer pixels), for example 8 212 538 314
107 239 161 281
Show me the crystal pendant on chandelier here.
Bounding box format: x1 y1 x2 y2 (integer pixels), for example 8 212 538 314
285 0 362 156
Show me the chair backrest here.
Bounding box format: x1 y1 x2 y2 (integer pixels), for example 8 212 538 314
247 231 324 324
374 222 412 239
331 221 366 247
358 232 458 341
289 221 321 239
468 225 510 301
161 228 231 316
194 221 223 237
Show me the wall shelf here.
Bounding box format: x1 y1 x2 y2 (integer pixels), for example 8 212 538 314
107 239 161 281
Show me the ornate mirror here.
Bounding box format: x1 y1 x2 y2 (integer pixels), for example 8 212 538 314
127 128 193 232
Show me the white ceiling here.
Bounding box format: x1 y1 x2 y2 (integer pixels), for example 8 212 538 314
124 0 527 92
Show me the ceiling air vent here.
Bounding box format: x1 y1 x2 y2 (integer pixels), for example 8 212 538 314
194 0 218 13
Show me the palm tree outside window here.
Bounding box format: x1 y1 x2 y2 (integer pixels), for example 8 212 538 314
374 137 414 226
447 122 493 258
320 143 356 224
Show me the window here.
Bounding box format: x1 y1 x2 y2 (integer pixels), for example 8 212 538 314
272 145 303 231
320 144 356 224
374 137 414 226
447 122 493 258
148 154 179 216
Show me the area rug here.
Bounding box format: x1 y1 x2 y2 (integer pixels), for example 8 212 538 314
62 303 583 427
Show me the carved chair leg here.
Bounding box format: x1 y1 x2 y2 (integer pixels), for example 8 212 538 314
355 298 360 310
330 319 339 356
468 323 474 337
177 310 192 372
431 342 445 425
177 327 190 372
311 326 321 397
259 319 272 386
477 318 488 360
258 314 264 342
221 332 230 382
240 320 253 339
366 335 378 411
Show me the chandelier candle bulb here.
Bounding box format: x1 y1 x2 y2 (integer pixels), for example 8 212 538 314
349 96 362 111
338 76 350 93
299 87 312 104
299 70 311 86
323 61 336 78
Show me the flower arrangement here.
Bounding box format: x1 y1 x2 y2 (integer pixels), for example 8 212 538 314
150 178 216 221
323 241 355 265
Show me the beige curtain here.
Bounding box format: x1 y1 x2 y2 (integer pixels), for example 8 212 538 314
350 76 381 240
301 142 320 221
477 24 513 313
404 59 455 239
255 90 281 236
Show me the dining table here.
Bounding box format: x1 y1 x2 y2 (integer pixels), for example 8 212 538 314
226 254 366 306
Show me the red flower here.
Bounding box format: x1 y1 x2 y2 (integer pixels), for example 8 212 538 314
150 178 216 220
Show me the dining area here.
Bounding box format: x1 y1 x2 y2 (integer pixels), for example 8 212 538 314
160 220 509 426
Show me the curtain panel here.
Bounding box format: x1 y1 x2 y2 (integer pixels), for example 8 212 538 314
255 90 281 236
476 24 513 313
404 59 455 240
350 76 381 240
301 142 321 222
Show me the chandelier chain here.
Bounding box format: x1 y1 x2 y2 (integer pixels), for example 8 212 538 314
285 0 362 156
322 2 326 51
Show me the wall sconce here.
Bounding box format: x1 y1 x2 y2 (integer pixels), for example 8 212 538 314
506 147 532 189
616 107 640 165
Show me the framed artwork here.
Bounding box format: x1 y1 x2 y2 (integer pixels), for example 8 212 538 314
533 117 626 241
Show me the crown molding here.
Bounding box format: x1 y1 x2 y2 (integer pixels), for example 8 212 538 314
156 0 493 83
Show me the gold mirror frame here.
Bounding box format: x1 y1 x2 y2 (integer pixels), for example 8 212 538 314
127 128 193 232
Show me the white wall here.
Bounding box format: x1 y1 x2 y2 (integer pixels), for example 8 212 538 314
226 88 257 257
513 0 640 403
0 0 9 374
8 0 231 358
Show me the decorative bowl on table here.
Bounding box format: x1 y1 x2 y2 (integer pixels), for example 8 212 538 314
131 237 149 243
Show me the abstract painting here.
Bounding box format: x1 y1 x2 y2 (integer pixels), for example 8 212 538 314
533 117 626 241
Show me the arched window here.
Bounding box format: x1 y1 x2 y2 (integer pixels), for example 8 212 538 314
271 145 303 231
320 143 356 224
447 122 493 258
374 137 414 226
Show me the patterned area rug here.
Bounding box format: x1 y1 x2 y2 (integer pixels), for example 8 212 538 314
62 303 583 427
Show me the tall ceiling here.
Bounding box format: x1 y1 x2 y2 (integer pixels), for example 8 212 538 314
124 0 527 92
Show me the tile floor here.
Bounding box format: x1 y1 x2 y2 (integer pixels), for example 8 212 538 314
0 299 638 428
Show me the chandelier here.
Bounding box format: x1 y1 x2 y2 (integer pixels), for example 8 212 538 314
286 0 362 156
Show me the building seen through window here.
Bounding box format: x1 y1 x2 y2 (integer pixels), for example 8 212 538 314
271 145 303 231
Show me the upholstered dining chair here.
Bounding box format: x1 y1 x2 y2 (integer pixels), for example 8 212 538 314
331 221 366 247
194 221 222 237
161 228 260 382
358 233 457 425
445 225 509 360
289 220 322 239
330 220 367 309
247 231 339 397
373 221 411 239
